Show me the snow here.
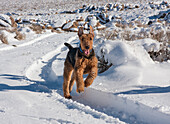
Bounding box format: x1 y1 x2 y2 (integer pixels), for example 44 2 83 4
0 14 11 27
62 21 74 30
136 38 162 52
0 0 170 124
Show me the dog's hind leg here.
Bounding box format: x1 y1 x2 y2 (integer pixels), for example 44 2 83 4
63 60 73 99
69 71 76 93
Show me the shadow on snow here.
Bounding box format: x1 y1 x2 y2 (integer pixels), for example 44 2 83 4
115 85 170 95
0 74 63 93
0 53 64 94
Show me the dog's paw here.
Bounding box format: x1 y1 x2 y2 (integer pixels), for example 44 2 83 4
76 87 84 93
64 95 72 99
84 80 92 87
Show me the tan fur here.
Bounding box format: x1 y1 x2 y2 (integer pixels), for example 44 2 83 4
63 26 98 99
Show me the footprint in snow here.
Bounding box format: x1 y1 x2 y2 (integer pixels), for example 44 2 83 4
0 110 5 113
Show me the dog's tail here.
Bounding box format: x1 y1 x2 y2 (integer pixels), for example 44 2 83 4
64 43 73 50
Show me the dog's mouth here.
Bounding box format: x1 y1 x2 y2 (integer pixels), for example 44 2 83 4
84 49 90 55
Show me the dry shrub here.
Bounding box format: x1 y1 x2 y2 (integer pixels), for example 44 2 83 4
134 20 141 25
46 26 53 30
96 22 106 30
0 27 17 34
166 31 170 44
10 16 17 28
115 22 127 29
148 43 170 62
121 30 133 41
29 24 45 34
42 25 46 29
97 55 113 73
96 22 101 27
135 21 148 28
15 18 22 23
5 27 17 33
101 29 119 40
18 7 23 11
74 21 79 27
121 30 135 41
128 22 135 28
138 30 150 39
0 27 7 31
98 13 110 24
51 29 62 33
0 33 8 44
137 24 148 28
150 29 165 42
0 27 25 41
61 21 79 32
76 17 84 22
120 4 125 11
157 19 162 23
14 31 25 40
115 22 122 28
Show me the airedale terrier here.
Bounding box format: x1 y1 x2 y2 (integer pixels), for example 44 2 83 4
63 26 98 99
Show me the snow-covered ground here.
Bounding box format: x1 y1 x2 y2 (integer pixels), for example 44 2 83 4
0 0 170 124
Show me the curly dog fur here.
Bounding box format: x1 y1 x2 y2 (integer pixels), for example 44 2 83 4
63 26 98 99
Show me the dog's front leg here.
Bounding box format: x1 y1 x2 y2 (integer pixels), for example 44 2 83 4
84 66 98 87
75 67 84 93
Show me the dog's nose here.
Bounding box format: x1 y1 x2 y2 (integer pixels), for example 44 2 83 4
85 46 89 49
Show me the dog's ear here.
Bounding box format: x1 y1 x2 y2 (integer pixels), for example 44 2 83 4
89 26 94 37
78 27 84 37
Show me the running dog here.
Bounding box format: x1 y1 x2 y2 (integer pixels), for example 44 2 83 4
63 26 98 99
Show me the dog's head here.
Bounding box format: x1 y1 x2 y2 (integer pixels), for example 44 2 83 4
78 26 94 56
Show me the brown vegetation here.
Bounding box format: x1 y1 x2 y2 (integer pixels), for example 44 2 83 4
97 55 113 73
14 31 25 40
29 24 45 34
10 16 17 28
0 33 8 44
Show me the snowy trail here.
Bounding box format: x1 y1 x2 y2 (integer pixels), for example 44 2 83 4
0 33 55 52
25 34 125 124
25 34 170 124
25 34 77 82
74 88 170 124
0 32 125 124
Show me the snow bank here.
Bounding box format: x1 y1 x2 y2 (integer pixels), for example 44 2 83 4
93 37 170 93
95 38 153 66
136 38 162 52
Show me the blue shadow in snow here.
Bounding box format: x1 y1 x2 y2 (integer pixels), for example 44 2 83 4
0 52 65 94
0 74 63 93
115 85 170 95
148 9 170 19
